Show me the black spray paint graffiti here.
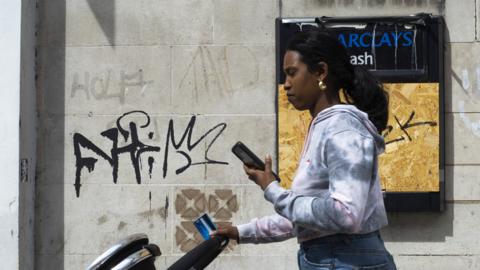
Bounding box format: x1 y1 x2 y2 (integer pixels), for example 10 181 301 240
383 111 437 145
73 111 228 197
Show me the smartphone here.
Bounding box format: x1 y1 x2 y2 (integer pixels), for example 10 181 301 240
193 213 217 240
231 141 280 182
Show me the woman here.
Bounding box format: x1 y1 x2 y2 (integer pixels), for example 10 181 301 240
215 27 397 270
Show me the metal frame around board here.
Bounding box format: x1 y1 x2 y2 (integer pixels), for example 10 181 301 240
275 14 445 212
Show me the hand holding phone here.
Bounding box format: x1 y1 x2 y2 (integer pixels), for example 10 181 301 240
231 141 280 182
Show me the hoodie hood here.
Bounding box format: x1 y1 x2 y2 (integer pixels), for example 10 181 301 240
312 104 386 154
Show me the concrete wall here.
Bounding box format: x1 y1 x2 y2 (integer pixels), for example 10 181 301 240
0 1 22 268
19 0 37 269
35 0 480 269
0 0 36 269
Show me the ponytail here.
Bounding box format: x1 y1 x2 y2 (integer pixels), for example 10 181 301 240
344 66 389 133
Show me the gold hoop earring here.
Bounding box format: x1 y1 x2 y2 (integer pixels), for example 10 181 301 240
318 80 327 91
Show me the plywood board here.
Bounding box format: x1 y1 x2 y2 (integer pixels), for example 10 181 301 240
277 83 439 192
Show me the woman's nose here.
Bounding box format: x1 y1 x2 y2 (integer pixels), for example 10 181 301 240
283 80 291 90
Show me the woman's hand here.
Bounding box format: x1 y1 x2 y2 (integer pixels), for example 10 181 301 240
212 224 239 243
244 154 275 190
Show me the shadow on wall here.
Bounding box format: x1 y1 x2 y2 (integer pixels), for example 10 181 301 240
382 18 453 243
36 1 117 268
35 1 66 269
87 0 115 45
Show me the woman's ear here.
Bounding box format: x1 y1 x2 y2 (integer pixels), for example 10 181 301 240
316 62 329 81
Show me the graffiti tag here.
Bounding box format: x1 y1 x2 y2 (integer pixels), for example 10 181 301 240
73 111 228 197
383 111 437 145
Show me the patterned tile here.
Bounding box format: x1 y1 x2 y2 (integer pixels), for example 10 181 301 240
174 187 240 254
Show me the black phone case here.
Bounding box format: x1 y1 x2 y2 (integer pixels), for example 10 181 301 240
231 141 280 182
231 141 265 170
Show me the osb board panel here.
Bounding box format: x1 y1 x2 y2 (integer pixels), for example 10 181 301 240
380 83 439 191
277 84 311 189
277 83 439 192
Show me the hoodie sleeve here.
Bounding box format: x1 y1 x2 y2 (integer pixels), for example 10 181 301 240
237 213 295 244
264 130 375 233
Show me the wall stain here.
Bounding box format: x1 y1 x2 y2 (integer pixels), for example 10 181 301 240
97 215 108 225
318 0 335 7
158 196 169 221
137 208 169 220
54 240 66 255
117 221 127 231
158 207 167 221
8 197 17 210
164 195 169 240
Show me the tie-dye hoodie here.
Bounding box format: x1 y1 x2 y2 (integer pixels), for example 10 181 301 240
237 104 388 243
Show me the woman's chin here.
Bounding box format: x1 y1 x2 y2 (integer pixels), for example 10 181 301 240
289 101 307 111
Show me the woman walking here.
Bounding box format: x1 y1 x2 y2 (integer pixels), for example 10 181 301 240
216 27 397 270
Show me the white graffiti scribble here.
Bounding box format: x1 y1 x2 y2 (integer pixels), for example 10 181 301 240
71 69 153 104
458 101 480 138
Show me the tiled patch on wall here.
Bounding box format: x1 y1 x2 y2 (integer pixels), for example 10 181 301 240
174 188 240 254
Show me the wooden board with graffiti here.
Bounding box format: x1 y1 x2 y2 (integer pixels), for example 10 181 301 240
277 83 439 192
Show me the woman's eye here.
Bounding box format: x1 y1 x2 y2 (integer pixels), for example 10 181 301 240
286 70 296 76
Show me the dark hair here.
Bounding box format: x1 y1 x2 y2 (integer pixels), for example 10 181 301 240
286 27 389 133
